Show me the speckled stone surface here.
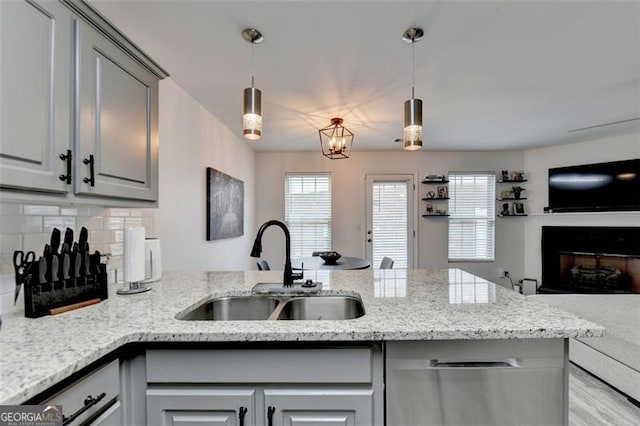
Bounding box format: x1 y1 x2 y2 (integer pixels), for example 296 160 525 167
0 268 604 405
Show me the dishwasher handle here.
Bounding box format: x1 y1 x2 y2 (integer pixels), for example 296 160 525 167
429 358 520 368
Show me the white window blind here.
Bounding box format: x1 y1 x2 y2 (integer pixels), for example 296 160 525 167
448 172 496 262
372 181 408 268
285 173 331 258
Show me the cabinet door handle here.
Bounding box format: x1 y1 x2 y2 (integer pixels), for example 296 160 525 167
59 150 72 184
62 392 106 425
239 406 247 426
267 406 275 426
83 155 95 186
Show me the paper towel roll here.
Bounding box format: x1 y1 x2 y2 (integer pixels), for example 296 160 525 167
124 227 145 283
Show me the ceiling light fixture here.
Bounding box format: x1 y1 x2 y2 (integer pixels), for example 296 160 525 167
242 28 264 140
402 27 424 151
318 118 354 160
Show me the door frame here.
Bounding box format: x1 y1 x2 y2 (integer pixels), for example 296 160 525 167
364 173 418 269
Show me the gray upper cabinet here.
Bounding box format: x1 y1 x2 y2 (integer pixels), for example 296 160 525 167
74 19 159 201
0 0 167 204
0 0 72 193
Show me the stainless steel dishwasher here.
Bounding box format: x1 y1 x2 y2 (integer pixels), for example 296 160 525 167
386 340 568 426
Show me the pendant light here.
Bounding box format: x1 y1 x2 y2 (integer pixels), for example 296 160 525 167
318 118 354 160
402 27 424 150
242 28 263 140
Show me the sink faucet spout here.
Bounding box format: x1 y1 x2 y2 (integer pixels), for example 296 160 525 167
251 220 302 286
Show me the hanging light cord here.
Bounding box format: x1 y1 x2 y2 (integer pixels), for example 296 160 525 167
250 40 255 88
411 35 415 99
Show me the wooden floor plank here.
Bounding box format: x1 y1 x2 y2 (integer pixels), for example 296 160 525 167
570 363 640 426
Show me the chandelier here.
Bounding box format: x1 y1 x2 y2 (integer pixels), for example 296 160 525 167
318 118 354 160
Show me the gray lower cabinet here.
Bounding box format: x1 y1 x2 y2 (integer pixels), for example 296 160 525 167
74 19 159 201
147 388 256 426
145 347 383 426
88 400 122 426
0 0 72 193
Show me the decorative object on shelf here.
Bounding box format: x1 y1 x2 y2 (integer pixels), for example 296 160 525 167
437 185 448 198
242 28 264 140
426 191 436 199
318 117 354 159
501 203 510 216
401 27 424 151
512 201 526 215
500 190 512 199
501 170 509 181
426 203 433 214
512 186 525 199
435 209 447 215
511 170 525 181
206 167 244 240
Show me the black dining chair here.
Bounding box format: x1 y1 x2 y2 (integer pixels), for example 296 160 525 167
380 257 394 269
256 260 270 271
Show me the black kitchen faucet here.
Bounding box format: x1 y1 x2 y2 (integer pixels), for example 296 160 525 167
250 220 303 286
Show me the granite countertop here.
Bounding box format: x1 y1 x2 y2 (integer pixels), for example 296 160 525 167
0 268 604 405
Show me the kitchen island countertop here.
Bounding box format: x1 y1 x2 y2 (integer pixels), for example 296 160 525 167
0 268 603 405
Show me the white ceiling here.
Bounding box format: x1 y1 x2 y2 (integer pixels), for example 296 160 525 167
89 0 640 152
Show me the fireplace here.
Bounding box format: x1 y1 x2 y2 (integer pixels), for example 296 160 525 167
540 226 640 294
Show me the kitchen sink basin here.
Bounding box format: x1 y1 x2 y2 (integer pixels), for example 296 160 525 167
177 296 279 321
276 296 365 320
177 295 365 321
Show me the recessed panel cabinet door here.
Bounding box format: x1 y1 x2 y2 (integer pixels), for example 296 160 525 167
146 388 255 426
0 0 72 193
75 20 158 201
264 388 374 426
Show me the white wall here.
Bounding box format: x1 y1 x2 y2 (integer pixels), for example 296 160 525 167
523 133 640 283
157 79 255 271
255 150 525 284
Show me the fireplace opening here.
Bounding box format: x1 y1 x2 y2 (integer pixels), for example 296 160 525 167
541 227 640 294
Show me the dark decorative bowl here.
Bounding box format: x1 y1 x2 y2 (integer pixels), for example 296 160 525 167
319 251 342 265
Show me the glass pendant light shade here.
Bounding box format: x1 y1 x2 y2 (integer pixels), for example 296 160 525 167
319 118 354 159
403 97 422 150
243 86 262 140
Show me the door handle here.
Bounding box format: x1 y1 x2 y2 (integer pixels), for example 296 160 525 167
267 406 275 426
59 150 72 184
83 155 95 186
239 406 247 426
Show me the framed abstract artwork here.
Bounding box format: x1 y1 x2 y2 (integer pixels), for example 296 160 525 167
206 167 244 240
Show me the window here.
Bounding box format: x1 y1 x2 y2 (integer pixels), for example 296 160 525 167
285 173 331 258
448 172 496 262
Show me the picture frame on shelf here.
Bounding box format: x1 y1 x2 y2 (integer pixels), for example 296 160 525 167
512 202 526 215
437 186 448 198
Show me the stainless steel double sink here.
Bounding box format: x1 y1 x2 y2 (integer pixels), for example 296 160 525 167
177 294 365 321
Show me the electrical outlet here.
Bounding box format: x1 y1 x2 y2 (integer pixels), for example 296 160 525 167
498 268 507 278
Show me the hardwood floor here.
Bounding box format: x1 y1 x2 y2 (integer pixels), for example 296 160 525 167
570 363 640 425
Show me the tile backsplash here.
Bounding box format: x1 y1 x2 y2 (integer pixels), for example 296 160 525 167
0 201 156 314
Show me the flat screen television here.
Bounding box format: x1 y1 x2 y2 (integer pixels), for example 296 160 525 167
548 159 640 212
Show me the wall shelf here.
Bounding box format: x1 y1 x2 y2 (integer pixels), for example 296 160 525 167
496 197 527 201
422 214 450 217
422 180 449 184
497 179 528 183
422 197 449 201
497 214 528 218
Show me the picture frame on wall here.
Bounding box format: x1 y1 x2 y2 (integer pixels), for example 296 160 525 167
206 167 244 240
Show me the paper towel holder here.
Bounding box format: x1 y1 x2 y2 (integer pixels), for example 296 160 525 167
115 251 153 295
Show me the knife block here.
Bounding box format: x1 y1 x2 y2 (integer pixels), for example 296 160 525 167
18 252 108 318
